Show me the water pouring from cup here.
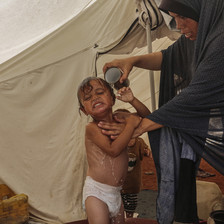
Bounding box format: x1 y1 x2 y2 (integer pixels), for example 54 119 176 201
104 67 130 90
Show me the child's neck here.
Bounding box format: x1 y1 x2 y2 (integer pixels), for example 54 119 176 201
92 111 114 123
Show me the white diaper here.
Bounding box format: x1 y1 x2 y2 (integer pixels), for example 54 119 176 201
82 176 122 218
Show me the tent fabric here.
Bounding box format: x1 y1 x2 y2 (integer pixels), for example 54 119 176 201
0 0 94 65
0 0 176 222
0 1 142 222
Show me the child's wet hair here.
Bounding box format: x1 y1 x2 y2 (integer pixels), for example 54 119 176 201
77 77 116 111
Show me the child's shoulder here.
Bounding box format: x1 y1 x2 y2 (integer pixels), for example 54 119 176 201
86 121 97 130
85 121 101 137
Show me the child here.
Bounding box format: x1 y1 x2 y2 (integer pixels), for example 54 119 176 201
115 87 151 218
121 136 150 218
77 77 141 224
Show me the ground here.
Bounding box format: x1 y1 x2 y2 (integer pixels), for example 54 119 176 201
141 156 224 194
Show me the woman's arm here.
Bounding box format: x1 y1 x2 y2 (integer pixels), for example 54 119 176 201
129 52 163 71
103 52 163 83
98 117 163 139
132 118 163 138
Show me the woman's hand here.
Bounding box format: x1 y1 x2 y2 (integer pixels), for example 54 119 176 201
98 111 130 139
98 112 141 139
103 58 134 83
98 112 163 139
98 113 126 139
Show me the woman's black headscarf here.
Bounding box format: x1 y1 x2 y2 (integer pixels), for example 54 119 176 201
148 0 224 174
159 0 200 22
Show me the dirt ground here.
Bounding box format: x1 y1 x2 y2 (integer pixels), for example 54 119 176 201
141 156 224 194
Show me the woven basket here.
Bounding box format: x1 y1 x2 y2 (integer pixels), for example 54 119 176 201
0 184 29 224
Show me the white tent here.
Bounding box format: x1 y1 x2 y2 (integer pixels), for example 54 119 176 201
0 0 178 223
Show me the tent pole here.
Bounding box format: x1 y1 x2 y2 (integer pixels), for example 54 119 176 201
146 21 156 111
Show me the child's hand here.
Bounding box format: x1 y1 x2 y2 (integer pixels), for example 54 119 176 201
116 87 134 103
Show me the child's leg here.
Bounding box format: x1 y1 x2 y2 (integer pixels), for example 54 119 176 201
85 196 110 224
111 202 125 224
121 193 138 219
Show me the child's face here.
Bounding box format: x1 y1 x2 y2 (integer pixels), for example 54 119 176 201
80 80 114 117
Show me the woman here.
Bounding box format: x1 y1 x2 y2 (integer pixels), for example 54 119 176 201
99 0 224 223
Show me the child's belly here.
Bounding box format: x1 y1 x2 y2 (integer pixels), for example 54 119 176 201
88 151 128 187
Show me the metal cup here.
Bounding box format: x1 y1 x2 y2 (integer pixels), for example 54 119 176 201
104 67 129 90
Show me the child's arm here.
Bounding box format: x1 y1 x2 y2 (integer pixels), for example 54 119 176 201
116 87 151 117
86 114 141 157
